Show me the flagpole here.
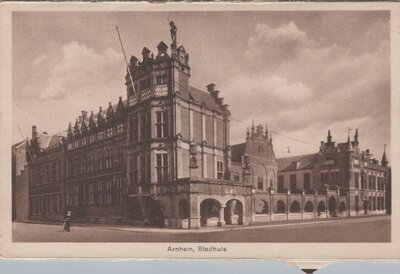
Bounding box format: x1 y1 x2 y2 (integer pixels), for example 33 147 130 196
115 25 137 97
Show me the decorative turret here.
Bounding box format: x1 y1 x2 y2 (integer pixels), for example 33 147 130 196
265 122 269 139
141 47 151 61
327 129 332 144
106 102 115 120
156 41 168 59
67 122 73 135
381 144 388 166
354 128 359 144
97 106 105 124
346 131 354 152
129 55 138 67
246 127 250 139
251 120 255 135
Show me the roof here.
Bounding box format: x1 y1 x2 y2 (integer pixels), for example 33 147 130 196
37 131 66 149
231 143 246 156
12 139 27 150
277 153 318 172
180 85 225 113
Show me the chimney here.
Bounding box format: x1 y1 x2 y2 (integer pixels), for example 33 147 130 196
206 83 216 92
32 125 37 140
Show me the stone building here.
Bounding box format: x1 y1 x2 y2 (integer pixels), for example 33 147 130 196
12 140 28 221
277 130 389 217
19 22 389 228
64 98 127 223
26 127 66 221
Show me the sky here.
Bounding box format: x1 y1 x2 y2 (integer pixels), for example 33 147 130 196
12 11 390 160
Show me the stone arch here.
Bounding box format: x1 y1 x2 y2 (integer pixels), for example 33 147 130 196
200 198 221 227
328 196 337 216
339 201 346 213
225 199 244 225
304 201 314 213
256 199 269 214
276 200 286 213
317 201 326 213
290 200 301 213
178 199 189 219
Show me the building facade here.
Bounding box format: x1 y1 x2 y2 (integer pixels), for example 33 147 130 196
277 130 389 217
19 23 389 228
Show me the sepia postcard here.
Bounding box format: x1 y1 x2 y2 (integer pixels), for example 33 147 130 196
0 2 400 260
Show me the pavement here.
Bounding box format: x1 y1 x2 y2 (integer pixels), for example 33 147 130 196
12 215 390 242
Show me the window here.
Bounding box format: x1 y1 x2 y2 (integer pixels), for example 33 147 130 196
97 181 103 205
106 178 112 205
355 173 360 188
88 182 94 205
130 158 137 185
258 146 264 154
156 111 168 138
278 175 284 193
156 153 168 183
233 172 240 181
331 171 339 184
304 173 311 191
368 175 373 190
217 161 224 179
140 78 151 91
140 155 151 185
290 174 297 192
130 117 138 143
98 151 104 170
257 177 264 190
140 111 151 141
320 172 329 185
51 162 56 183
106 148 113 169
115 176 123 205
156 74 167 85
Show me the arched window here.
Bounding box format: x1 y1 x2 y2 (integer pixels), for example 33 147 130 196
317 201 325 213
256 200 269 214
339 202 346 213
290 201 301 213
276 201 286 213
304 201 314 213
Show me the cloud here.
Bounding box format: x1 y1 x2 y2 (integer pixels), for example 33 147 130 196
40 41 124 100
226 20 390 159
244 21 313 64
32 54 49 66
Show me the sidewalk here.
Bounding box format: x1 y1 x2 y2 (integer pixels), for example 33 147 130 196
16 214 390 234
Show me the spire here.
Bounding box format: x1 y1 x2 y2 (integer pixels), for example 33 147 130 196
269 133 272 143
327 129 332 144
346 130 354 152
265 122 269 137
381 144 388 166
68 122 73 135
251 120 255 134
246 126 250 138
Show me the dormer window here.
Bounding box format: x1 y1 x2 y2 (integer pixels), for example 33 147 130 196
156 73 167 85
140 78 151 91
